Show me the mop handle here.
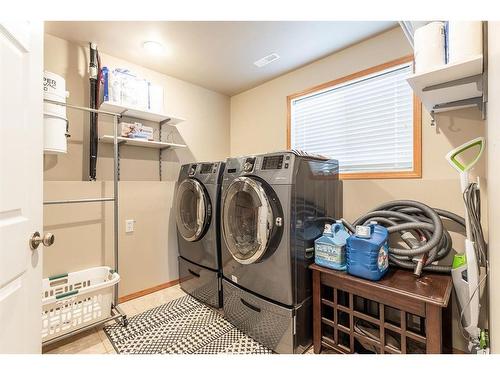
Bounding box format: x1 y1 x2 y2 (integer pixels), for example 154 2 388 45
460 172 472 241
445 137 485 242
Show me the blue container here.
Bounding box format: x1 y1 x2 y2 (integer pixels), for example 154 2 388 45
314 221 350 271
346 223 389 281
102 66 109 102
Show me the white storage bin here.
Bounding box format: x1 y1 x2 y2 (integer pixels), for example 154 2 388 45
41 266 120 342
148 83 164 113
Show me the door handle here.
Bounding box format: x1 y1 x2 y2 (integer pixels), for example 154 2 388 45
188 269 200 278
240 298 261 313
30 231 55 250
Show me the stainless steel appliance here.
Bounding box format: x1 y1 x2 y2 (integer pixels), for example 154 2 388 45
220 151 342 353
175 161 225 308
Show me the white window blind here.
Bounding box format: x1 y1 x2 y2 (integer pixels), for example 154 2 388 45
291 63 414 174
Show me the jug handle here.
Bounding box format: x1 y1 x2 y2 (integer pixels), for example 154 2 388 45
332 223 342 234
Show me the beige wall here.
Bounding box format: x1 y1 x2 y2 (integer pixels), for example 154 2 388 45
43 26 492 351
487 22 499 353
230 27 487 351
43 34 230 296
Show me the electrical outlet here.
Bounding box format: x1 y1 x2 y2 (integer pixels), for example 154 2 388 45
125 219 135 233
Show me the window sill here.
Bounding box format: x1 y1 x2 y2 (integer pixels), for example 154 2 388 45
340 170 422 180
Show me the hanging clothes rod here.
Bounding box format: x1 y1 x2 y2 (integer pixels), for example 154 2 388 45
43 98 121 117
42 97 125 330
44 197 115 205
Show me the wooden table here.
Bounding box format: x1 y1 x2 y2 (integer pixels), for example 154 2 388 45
310 264 453 354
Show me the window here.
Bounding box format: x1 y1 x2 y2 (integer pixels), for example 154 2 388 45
287 56 421 179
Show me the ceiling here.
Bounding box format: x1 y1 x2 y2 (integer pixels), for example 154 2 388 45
45 21 397 96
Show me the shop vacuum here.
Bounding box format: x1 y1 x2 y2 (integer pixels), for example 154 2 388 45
446 137 488 353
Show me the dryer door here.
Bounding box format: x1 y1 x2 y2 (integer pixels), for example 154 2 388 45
175 178 211 242
222 177 283 264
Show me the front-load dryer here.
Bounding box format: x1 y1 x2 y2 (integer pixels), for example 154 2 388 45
220 151 342 353
175 161 225 308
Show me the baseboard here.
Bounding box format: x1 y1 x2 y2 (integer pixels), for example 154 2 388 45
118 279 180 304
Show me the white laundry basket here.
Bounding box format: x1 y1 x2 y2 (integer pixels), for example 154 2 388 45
41 266 120 342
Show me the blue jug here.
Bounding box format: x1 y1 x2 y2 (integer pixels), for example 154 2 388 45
314 221 350 271
346 223 389 281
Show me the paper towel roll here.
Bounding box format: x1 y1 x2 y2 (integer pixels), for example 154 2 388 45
448 21 483 64
414 22 446 73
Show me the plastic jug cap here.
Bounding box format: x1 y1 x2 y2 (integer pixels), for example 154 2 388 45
355 225 371 238
333 222 345 234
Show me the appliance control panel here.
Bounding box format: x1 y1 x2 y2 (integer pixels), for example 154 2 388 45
261 155 284 170
223 153 295 184
200 163 214 174
223 152 338 187
181 161 225 185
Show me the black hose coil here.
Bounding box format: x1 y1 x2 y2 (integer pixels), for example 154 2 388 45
342 200 465 275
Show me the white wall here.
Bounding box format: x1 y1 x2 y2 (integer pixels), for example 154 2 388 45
487 21 500 353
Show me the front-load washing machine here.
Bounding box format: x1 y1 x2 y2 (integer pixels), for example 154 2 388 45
220 151 342 353
175 161 225 308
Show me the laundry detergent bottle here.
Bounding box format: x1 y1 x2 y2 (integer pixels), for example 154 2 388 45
314 221 350 271
346 222 389 281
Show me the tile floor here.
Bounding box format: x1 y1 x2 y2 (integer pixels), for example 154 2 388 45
43 283 317 354
43 284 187 354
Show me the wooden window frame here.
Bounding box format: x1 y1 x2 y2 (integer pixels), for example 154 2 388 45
286 55 422 180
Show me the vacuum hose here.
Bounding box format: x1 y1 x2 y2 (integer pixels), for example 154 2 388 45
89 42 99 181
342 200 465 276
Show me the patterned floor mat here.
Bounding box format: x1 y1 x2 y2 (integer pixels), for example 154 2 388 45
104 295 273 354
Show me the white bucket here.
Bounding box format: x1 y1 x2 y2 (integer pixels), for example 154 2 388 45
44 70 66 99
43 71 68 154
447 21 483 64
414 22 446 73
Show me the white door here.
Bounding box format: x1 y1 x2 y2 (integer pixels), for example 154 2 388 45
0 21 44 353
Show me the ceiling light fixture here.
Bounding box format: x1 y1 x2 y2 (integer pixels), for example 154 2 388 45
253 53 280 68
142 41 165 55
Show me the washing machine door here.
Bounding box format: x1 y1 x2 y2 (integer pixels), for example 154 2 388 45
222 176 283 265
175 178 211 242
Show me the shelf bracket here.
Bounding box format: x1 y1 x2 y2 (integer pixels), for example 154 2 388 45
423 22 488 122
432 96 483 110
159 122 164 181
117 143 121 181
423 74 483 92
431 96 484 123
158 118 172 181
430 111 436 126
116 116 122 182
159 118 172 127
